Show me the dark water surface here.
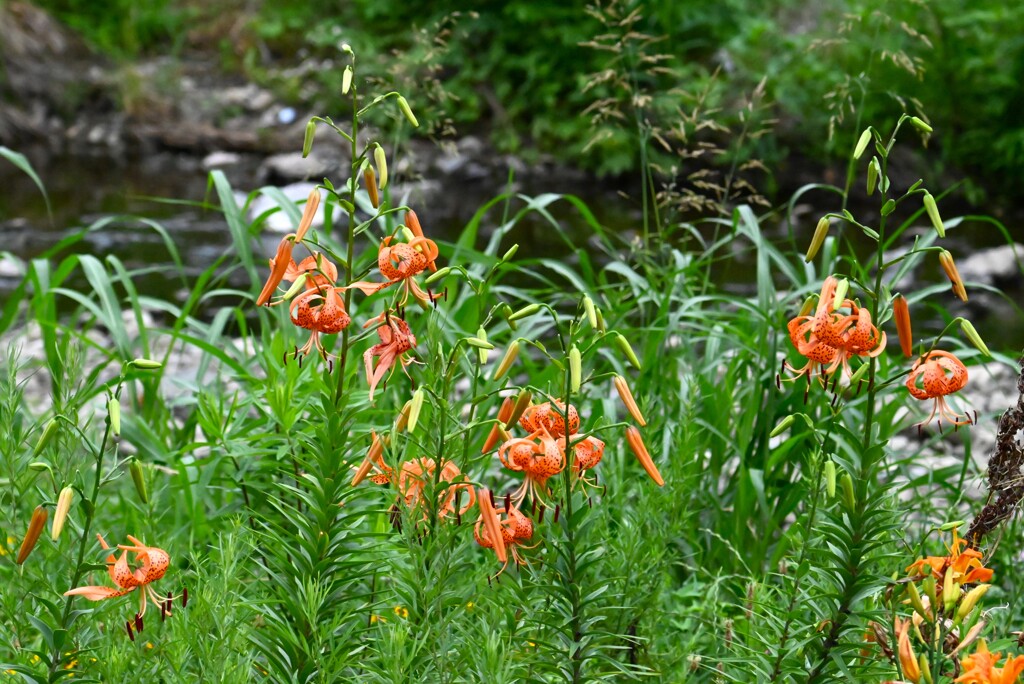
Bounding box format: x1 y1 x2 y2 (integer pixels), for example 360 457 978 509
2 148 1022 351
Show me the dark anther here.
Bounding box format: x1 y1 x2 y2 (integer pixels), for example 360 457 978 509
554 505 561 523
165 599 173 617
385 309 391 324
530 497 536 515
161 601 167 622
489 490 496 506
443 287 449 301
505 493 512 513
775 373 781 390
328 359 335 374
297 354 303 369
538 505 546 523
126 621 135 641
587 497 592 508
134 613 143 633
283 351 288 365
974 410 979 425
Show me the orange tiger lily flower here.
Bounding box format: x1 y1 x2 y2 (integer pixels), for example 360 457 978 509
785 277 885 380
498 427 565 507
363 311 418 401
906 350 973 429
474 502 535 574
397 457 476 518
518 400 579 438
285 255 352 359
65 534 172 620
906 527 992 586
348 236 441 306
956 640 1024 684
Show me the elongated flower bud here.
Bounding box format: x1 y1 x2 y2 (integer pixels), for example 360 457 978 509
919 654 933 684
129 460 149 504
804 217 830 263
16 506 48 565
406 209 423 237
508 303 541 322
478 489 506 563
957 584 990 621
352 432 384 486
130 358 163 370
923 192 945 238
769 415 795 438
626 426 663 486
482 397 515 453
960 319 990 357
569 346 582 393
953 623 986 656
824 461 836 498
408 389 426 433
296 188 321 242
374 145 388 190
845 365 868 388
613 375 646 426
51 487 73 540
853 128 872 159
832 278 849 311
342 65 353 95
839 473 855 509
615 333 641 370
894 295 913 357
867 158 879 196
501 304 518 331
396 96 419 127
475 327 489 364
424 267 451 286
797 295 816 318
906 581 929 620
395 401 413 432
500 244 519 263
938 249 968 302
910 116 933 134
493 341 520 381
505 390 533 430
465 337 494 352
364 168 379 208
942 568 958 615
302 120 316 158
583 296 597 328
108 398 121 439
34 419 59 457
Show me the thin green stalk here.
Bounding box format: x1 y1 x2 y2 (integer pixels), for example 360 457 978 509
48 410 115 675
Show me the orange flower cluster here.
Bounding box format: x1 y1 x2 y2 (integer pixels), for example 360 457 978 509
784 277 974 431
496 400 604 507
956 641 1024 684
255 201 440 400
886 529 1001 683
785 276 886 381
905 527 993 586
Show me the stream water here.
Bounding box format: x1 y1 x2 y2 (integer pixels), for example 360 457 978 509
1 147 1022 350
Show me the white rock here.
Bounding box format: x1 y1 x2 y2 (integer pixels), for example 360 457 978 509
247 182 338 233
202 151 242 170
957 243 1024 286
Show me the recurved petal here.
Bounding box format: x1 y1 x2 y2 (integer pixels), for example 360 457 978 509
65 585 134 601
